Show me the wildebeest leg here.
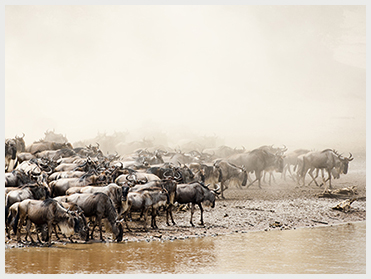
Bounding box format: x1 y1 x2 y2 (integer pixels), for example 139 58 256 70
166 204 176 226
151 207 158 229
198 203 204 226
47 221 53 245
143 207 150 231
307 169 320 187
16 213 27 243
220 182 226 199
270 172 277 185
96 216 104 241
190 203 195 227
326 169 332 190
246 171 262 189
25 219 35 243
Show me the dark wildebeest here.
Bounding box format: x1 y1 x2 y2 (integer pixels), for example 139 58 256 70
6 183 50 208
5 169 34 187
126 187 170 230
228 148 284 189
174 182 220 227
66 183 130 217
213 159 247 199
55 192 124 242
129 179 178 227
5 138 17 172
297 149 353 189
14 198 85 245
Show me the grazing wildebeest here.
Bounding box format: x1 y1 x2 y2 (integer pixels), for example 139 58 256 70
213 159 247 199
228 148 284 189
14 198 83 245
174 182 220 226
56 192 124 242
66 183 130 217
6 184 50 208
297 149 353 189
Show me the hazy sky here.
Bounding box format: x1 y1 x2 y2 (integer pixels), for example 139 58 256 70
5 5 366 152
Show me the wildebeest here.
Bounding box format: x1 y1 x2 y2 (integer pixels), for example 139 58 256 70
228 148 284 188
5 169 34 187
189 163 221 190
49 172 107 197
126 187 170 230
5 138 17 172
281 149 311 181
26 140 73 154
257 145 287 185
55 192 124 242
129 179 178 227
48 170 86 181
115 172 161 186
6 184 50 208
174 182 220 226
14 198 85 245
297 149 353 189
66 183 130 216
213 159 247 199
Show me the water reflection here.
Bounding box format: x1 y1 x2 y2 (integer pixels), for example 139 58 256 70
5 222 365 274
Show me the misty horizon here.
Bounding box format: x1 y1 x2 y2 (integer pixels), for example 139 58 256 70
5 5 366 155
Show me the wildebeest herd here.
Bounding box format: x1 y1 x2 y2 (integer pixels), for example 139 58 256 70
5 131 353 245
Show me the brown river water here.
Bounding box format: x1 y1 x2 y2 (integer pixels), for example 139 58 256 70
5 221 366 274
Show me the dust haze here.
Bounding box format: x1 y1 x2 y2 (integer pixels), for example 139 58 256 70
5 5 366 155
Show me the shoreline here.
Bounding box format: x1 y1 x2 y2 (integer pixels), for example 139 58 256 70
5 194 366 249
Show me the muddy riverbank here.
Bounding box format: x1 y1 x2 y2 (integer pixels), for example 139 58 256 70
5 159 366 248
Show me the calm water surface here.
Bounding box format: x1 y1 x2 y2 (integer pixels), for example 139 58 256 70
5 221 366 274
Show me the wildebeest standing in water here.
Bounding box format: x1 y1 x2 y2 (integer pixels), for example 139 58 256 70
56 192 124 242
14 198 85 245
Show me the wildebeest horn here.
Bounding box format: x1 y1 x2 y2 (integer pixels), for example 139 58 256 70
127 174 137 182
212 185 221 195
31 166 41 176
348 153 354 161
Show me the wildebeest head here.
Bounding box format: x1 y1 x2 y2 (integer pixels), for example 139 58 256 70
121 185 130 202
274 154 284 173
339 153 353 175
5 139 17 160
71 211 88 241
203 184 220 208
114 221 124 242
15 133 26 153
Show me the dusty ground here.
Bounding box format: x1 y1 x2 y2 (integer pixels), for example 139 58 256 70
5 157 366 248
